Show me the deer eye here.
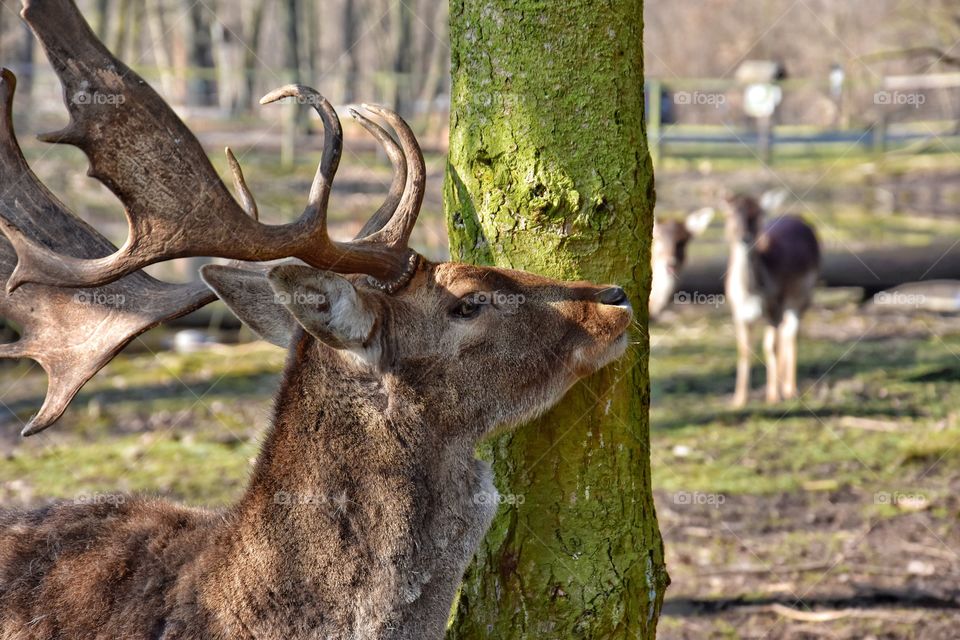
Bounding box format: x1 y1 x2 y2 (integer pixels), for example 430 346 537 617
451 296 483 319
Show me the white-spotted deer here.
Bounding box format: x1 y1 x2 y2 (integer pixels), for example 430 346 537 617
722 194 820 407
649 208 714 318
0 2 634 638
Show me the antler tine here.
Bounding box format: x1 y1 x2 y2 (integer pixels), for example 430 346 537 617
354 104 426 250
349 108 407 240
225 147 259 221
260 85 342 230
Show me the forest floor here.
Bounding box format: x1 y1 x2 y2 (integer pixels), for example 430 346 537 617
652 297 960 639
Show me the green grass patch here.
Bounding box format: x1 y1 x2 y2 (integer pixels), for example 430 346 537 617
651 306 960 501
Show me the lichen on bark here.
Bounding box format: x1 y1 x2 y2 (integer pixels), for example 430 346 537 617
444 1 667 639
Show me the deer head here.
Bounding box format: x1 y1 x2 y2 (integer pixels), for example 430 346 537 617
722 193 767 245
0 0 633 441
202 262 631 440
649 208 713 318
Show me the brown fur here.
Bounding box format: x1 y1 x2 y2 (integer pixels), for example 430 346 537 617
0 260 632 639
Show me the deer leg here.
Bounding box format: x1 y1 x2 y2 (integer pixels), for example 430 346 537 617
763 323 780 403
732 319 752 407
777 334 790 399
778 310 800 400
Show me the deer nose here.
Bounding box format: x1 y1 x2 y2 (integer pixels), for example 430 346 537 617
598 286 628 306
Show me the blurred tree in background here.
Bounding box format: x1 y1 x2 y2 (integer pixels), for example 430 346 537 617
2 0 954 121
1 0 452 117
0 0 956 138
443 1 666 638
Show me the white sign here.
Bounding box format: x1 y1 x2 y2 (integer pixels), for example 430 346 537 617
743 83 782 118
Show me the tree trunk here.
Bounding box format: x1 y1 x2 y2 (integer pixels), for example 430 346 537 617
145 0 175 99
444 2 667 639
107 0 129 59
341 0 359 104
281 0 305 163
184 0 216 107
302 0 318 89
282 0 302 85
17 21 33 104
93 0 110 41
415 1 448 118
389 0 413 113
125 0 142 65
238 0 268 111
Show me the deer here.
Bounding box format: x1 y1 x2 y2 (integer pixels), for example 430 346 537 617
0 1 634 639
721 193 820 407
649 208 714 319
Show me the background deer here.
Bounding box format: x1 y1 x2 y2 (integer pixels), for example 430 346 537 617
0 1 633 638
722 193 820 407
649 208 714 319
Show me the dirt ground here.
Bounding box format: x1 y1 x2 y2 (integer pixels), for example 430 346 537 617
657 490 960 639
652 299 960 639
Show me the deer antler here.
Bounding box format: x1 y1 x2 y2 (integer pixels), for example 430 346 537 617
0 69 214 436
0 0 429 433
3 0 425 293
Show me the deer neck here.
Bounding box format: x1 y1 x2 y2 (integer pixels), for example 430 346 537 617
726 237 766 316
204 332 496 638
649 256 678 316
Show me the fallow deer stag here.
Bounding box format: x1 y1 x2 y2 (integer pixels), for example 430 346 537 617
722 193 820 407
649 208 713 319
0 1 634 638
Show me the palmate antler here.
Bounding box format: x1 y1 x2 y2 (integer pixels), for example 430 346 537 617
0 0 426 434
0 70 215 435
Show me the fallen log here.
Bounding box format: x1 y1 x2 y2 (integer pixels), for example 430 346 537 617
676 241 960 297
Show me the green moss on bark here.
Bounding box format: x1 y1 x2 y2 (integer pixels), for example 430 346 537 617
444 1 667 639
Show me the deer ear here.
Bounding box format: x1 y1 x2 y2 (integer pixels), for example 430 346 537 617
759 189 787 213
199 265 296 348
267 265 377 350
684 207 714 236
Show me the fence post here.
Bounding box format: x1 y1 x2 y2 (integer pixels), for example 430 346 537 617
758 115 773 164
872 115 887 156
